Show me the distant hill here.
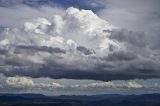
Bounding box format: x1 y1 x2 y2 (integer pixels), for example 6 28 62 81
0 93 160 106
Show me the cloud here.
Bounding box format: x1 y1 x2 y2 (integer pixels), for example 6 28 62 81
0 5 65 27
109 29 147 48
71 81 144 89
97 0 160 51
81 81 115 88
16 45 66 54
5 76 64 90
6 76 35 88
76 46 95 55
1 75 160 95
0 0 104 14
97 0 160 32
0 5 160 81
127 81 143 89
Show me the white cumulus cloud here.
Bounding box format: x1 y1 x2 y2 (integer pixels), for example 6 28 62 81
6 76 35 88
0 6 159 81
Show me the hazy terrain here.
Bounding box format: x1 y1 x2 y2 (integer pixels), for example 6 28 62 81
0 93 160 106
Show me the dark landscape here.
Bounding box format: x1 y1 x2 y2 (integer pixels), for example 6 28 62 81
0 93 160 106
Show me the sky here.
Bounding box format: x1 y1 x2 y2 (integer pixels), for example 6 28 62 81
0 0 160 95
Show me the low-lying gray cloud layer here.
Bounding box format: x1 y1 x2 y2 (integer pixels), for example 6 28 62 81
0 2 160 81
0 74 160 95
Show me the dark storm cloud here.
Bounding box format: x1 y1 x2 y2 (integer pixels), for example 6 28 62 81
0 26 6 33
2 63 160 81
0 49 8 54
109 29 147 48
105 51 137 61
16 45 66 54
77 46 95 55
